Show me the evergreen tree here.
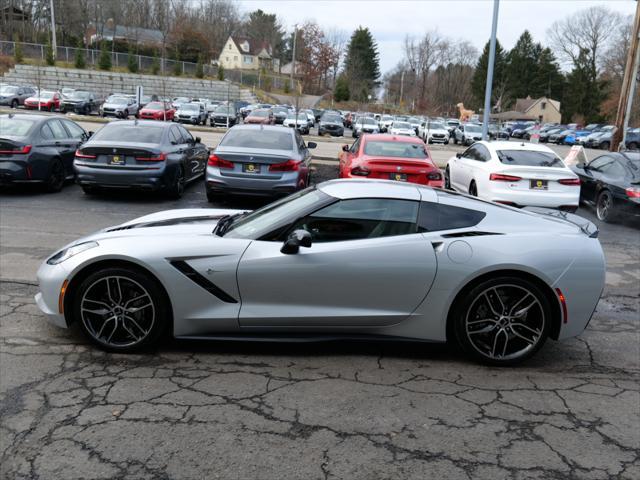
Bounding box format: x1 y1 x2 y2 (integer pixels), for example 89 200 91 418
217 64 225 81
45 40 55 66
151 52 160 75
562 48 605 123
127 48 139 73
195 54 204 78
344 27 380 102
531 48 564 100
173 50 182 76
334 75 350 102
74 39 86 69
471 39 507 110
504 31 540 103
98 43 112 70
14 37 23 63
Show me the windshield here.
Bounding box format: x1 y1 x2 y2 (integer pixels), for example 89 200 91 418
286 113 306 121
214 105 234 114
70 91 91 100
108 97 128 105
181 104 199 111
408 117 420 124
251 110 270 118
39 91 55 99
224 188 329 239
144 102 165 110
219 129 293 150
0 117 35 136
0 86 18 94
465 125 481 133
393 122 411 129
382 115 393 121
92 124 164 143
364 140 428 159
361 118 377 125
496 150 564 167
321 115 341 123
428 123 445 130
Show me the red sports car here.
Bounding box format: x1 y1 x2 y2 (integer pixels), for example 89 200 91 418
138 101 176 121
339 134 443 187
24 90 61 111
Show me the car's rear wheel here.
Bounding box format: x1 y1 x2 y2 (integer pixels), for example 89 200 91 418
468 181 477 196
45 158 65 192
11 99 18 108
166 165 185 199
444 166 452 190
73 267 169 352
627 142 638 150
596 190 617 222
452 277 551 365
600 141 610 150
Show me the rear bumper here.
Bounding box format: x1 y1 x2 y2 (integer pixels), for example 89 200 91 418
74 163 173 190
488 187 579 209
0 157 49 183
206 166 302 197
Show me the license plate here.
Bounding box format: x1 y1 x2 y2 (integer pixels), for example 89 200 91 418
109 155 124 165
390 173 408 182
243 163 260 173
530 179 548 190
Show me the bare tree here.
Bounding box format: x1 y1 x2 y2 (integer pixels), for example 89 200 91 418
404 30 444 111
547 6 623 73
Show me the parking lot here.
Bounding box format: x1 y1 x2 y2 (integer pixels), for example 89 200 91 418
1 119 639 479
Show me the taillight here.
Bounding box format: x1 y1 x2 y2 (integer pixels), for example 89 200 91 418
269 159 300 172
558 178 581 186
490 173 522 182
208 154 234 169
351 166 370 176
427 172 442 180
135 152 167 161
626 187 640 198
0 145 32 155
75 149 96 159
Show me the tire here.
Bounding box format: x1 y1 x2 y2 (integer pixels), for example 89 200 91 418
166 165 185 199
45 158 65 193
453 136 458 145
49 104 55 112
123 110 129 119
445 140 449 145
72 266 170 352
444 166 452 190
469 181 477 197
450 276 552 366
11 99 18 109
596 190 617 222
428 139 432 144
600 141 610 150
627 142 638 150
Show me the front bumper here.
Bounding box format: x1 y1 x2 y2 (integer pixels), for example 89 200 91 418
35 260 70 328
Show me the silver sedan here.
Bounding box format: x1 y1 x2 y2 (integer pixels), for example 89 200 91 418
35 180 605 365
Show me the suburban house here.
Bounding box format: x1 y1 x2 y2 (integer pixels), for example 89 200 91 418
514 96 562 124
218 36 279 72
86 22 164 48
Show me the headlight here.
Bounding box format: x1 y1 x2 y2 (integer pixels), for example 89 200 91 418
47 241 98 265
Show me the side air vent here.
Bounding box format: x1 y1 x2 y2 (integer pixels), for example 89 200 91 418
441 231 503 238
169 260 238 303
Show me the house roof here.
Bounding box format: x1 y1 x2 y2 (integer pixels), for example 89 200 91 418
515 96 561 114
229 36 272 58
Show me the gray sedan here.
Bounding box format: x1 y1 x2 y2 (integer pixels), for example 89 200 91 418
205 125 316 201
0 84 35 108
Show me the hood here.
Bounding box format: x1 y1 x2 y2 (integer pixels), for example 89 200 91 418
77 208 249 243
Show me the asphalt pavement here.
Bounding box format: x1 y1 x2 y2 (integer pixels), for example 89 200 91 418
1 154 639 478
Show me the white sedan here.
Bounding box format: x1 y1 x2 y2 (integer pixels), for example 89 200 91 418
445 141 580 211
389 121 416 136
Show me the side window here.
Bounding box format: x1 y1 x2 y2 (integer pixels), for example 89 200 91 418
169 127 182 144
588 156 614 171
294 131 305 151
601 160 626 178
62 120 86 140
349 137 361 154
40 123 54 140
462 145 478 160
418 202 486 231
178 125 193 143
475 144 491 162
290 198 419 242
48 120 68 139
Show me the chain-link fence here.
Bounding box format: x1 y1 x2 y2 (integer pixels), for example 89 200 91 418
1 40 293 92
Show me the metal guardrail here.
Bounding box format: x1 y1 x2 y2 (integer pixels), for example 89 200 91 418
1 40 293 92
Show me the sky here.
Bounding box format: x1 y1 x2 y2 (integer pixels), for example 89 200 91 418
239 0 637 73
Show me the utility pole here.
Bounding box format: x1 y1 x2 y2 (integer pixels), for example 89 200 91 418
482 0 500 141
399 70 405 107
50 0 57 59
611 1 640 151
290 25 298 92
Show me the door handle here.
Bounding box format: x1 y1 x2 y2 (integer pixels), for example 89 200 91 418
431 241 444 252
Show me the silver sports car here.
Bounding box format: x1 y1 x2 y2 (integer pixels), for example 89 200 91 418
36 180 605 365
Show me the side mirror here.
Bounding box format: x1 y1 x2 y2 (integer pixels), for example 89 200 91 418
281 229 312 254
195 136 201 144
307 141 317 149
342 145 349 152
88 131 94 138
456 152 462 158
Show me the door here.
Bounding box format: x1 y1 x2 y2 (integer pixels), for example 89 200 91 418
581 156 614 202
339 137 360 176
44 119 76 175
177 125 204 178
451 145 479 192
237 198 438 328
60 119 88 176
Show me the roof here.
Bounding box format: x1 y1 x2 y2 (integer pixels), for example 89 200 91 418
490 110 537 121
482 140 555 153
319 179 436 202
362 134 424 144
514 97 537 112
229 36 272 58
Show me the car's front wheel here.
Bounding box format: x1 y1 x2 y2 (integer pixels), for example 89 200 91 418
468 181 477 197
73 267 170 352
11 99 18 108
444 166 452 190
596 190 617 222
166 165 185 199
451 277 551 365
